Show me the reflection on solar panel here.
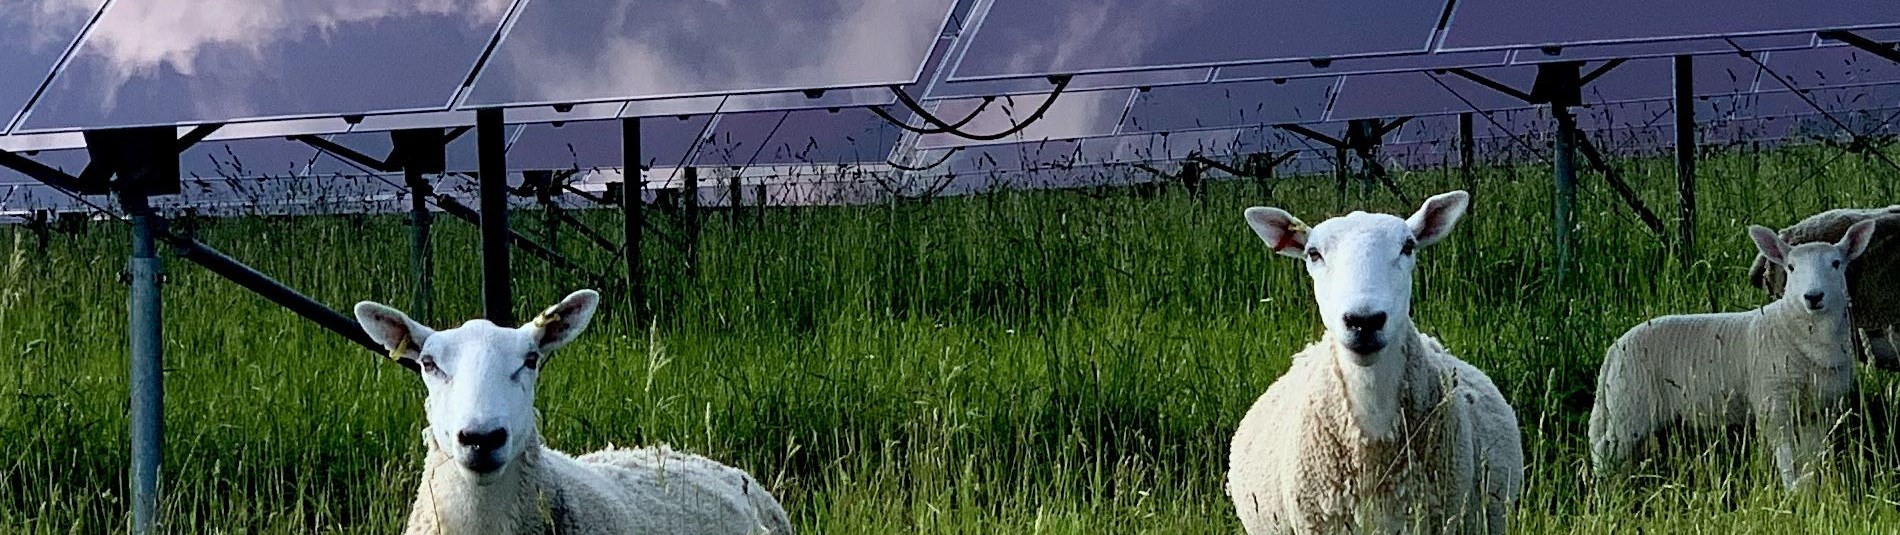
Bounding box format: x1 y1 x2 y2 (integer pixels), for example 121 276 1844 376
1440 0 1900 51
1120 77 1337 134
916 90 1135 149
464 0 957 107
19 0 511 132
950 0 1450 81
0 0 104 133
697 108 903 167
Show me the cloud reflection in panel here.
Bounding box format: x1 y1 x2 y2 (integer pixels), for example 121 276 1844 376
19 0 512 132
465 0 957 108
0 0 106 131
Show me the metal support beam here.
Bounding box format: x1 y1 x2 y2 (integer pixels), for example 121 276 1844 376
1553 105 1579 279
1575 135 1667 236
124 188 163 535
404 167 434 322
683 166 700 277
1333 145 1350 209
476 108 513 326
1459 112 1476 205
1819 31 1900 65
1674 55 1699 264
621 117 645 325
728 172 744 224
163 235 384 355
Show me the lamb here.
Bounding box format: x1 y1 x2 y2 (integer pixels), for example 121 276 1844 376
1227 190 1524 534
1591 221 1879 489
353 289 794 535
1746 205 1900 370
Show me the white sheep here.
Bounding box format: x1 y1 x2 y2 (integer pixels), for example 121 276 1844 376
354 290 794 535
1746 205 1900 370
1591 221 1879 489
1227 191 1523 534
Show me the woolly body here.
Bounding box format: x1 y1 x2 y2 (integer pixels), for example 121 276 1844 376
404 433 792 535
1747 206 1900 367
1597 222 1876 488
1228 333 1521 534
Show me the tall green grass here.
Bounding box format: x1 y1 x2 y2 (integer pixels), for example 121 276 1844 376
3 143 1899 533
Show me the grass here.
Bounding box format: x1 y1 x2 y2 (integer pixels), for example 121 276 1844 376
3 142 1900 533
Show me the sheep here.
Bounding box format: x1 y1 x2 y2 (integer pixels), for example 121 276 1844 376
353 289 794 535
1227 190 1524 534
1591 221 1879 489
1746 205 1900 370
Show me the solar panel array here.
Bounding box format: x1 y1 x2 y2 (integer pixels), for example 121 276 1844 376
2 0 1899 215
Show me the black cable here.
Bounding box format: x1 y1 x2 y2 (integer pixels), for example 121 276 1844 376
870 96 996 135
886 147 961 172
882 75 1074 141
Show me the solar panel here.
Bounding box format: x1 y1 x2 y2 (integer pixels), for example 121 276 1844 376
1440 0 1900 52
1756 47 1900 92
463 0 958 108
18 1 510 132
1329 68 1537 121
695 108 904 167
949 0 1452 81
0 1 104 133
915 89 1135 149
1213 51 1511 84
1119 77 1338 134
508 116 710 173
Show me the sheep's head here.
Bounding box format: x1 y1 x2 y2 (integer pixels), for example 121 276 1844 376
354 290 600 480
1750 221 1875 316
1245 191 1469 364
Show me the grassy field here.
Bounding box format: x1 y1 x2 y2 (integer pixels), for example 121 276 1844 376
4 143 1900 533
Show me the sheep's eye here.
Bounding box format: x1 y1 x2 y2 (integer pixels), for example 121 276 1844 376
524 351 542 370
1306 248 1323 262
1832 260 1842 269
1400 239 1417 256
419 355 440 374
1787 264 1795 272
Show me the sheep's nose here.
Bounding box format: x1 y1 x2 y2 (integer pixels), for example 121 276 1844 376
1343 311 1388 333
1804 292 1825 310
458 427 509 453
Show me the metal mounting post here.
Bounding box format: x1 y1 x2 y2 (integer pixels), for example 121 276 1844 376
124 187 163 535
683 166 700 277
403 167 434 322
1674 55 1698 264
477 108 513 326
1459 112 1476 205
620 117 645 326
1553 105 1579 281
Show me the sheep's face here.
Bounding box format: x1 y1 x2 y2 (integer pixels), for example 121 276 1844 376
1245 191 1469 364
1750 221 1876 315
355 290 601 480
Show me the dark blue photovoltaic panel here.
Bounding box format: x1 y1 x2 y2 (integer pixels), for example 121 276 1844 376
1330 68 1539 121
916 89 1134 149
20 0 510 132
508 116 710 172
1214 51 1512 83
0 1 104 132
1120 78 1337 134
1579 55 1762 103
925 68 1210 100
697 108 904 167
1442 0 1900 51
951 0 1451 81
1510 34 1814 63
1757 47 1900 92
466 0 956 107
179 139 323 180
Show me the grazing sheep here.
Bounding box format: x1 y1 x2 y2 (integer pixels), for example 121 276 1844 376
1746 205 1900 370
354 290 794 535
1227 191 1524 534
1592 221 1879 489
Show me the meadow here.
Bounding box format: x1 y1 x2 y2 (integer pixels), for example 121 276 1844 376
3 142 1900 533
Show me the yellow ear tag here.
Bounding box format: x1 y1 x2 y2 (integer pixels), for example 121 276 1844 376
532 312 561 329
390 336 411 361
1289 220 1311 234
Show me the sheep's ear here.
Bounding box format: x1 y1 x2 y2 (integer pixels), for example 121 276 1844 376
1407 190 1470 247
1244 207 1309 258
1748 225 1790 265
353 301 434 374
1746 253 1771 290
1837 219 1878 261
526 289 600 354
